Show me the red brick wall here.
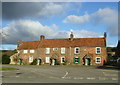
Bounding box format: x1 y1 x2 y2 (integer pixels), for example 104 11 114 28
18 46 107 65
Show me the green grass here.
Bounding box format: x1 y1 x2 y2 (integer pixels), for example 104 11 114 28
0 67 18 71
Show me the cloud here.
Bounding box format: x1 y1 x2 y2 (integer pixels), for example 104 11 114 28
2 19 103 45
2 20 58 44
2 2 68 20
38 3 66 17
63 12 90 24
63 8 118 36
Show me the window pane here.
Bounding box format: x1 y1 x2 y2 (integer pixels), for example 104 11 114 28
61 48 65 54
46 57 50 63
53 48 58 51
74 57 80 63
29 56 33 63
96 57 101 63
46 48 50 54
30 50 34 53
96 47 101 54
75 47 80 54
61 57 65 63
24 50 28 53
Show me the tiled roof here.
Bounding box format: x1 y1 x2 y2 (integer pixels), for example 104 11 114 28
18 41 40 49
18 38 106 49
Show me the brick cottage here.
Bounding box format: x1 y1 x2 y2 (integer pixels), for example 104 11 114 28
11 32 107 66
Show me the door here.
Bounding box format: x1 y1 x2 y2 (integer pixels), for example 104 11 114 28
52 59 55 65
19 59 22 65
85 59 88 65
37 59 41 65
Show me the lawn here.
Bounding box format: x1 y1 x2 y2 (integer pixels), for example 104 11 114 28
0 67 18 71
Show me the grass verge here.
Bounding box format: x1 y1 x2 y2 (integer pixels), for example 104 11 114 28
0 67 18 71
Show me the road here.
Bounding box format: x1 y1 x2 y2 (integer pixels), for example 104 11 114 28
1 65 119 83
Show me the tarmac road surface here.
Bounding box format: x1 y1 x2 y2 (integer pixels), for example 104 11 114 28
1 65 119 83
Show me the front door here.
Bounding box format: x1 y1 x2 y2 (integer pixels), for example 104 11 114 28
51 59 57 65
85 58 91 66
19 59 22 65
52 59 55 65
83 54 91 66
37 59 41 65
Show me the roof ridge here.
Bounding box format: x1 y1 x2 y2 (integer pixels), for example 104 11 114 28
21 37 105 42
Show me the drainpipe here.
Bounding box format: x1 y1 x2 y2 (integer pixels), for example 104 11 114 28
70 47 71 64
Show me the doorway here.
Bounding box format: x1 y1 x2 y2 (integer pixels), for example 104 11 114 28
37 59 41 65
83 54 91 66
50 58 57 65
19 58 22 65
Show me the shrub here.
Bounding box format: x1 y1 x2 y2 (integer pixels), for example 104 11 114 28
2 54 10 64
30 59 37 65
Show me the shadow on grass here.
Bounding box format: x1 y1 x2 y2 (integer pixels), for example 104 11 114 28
96 65 120 70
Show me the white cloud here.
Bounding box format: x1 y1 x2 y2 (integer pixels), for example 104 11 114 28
2 19 103 45
63 12 90 24
2 20 59 44
38 3 66 17
63 8 118 36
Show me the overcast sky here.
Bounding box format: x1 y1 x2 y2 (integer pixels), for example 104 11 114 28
1 2 119 50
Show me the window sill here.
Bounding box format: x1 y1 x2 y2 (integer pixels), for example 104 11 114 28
96 53 101 55
61 53 66 55
46 54 50 55
74 62 79 64
74 53 80 55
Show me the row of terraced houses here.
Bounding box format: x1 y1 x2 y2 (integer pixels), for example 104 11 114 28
10 32 107 66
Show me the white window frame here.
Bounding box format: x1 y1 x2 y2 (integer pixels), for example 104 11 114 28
96 57 101 63
53 47 58 51
61 47 65 54
46 57 50 63
30 50 35 53
29 56 33 63
23 50 28 53
17 50 20 53
74 57 79 63
96 47 101 54
61 57 65 63
74 47 80 54
46 48 50 54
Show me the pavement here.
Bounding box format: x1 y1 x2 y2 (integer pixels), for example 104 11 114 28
1 65 119 83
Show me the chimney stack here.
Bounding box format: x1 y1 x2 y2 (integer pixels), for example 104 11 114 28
17 40 20 48
104 32 107 38
70 32 74 41
40 35 45 40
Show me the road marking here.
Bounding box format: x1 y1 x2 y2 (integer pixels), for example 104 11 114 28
112 78 118 80
103 72 118 76
99 77 108 80
16 76 19 77
62 71 69 79
104 74 118 76
74 77 84 80
64 77 71 79
86 77 95 80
